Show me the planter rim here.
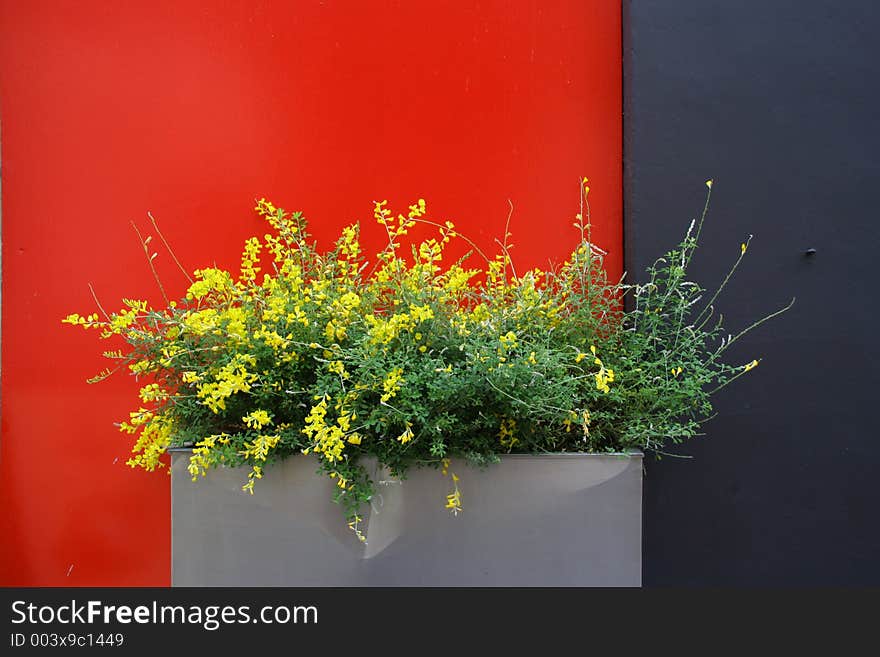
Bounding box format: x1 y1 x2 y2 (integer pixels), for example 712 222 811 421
167 447 642 458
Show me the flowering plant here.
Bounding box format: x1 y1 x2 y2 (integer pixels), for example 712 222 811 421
64 179 791 538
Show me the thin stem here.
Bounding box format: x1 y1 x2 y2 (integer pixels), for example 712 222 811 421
495 199 518 281
88 282 111 321
131 221 169 305
483 377 571 415
707 363 758 395
713 296 796 358
148 212 193 284
685 183 713 267
693 234 753 327
407 217 491 264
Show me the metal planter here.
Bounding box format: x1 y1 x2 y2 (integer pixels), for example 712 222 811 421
170 451 642 587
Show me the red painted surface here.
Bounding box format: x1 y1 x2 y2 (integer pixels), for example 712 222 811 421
0 0 621 586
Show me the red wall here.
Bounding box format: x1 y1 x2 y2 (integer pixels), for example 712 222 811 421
0 0 621 586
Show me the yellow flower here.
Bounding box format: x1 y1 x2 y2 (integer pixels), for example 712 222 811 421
327 360 349 378
373 199 390 225
347 515 366 543
380 367 405 403
499 331 518 350
409 304 434 323
196 354 258 413
128 360 155 374
242 464 265 494
595 367 615 394
186 268 233 300
590 346 614 393
239 236 262 283
744 359 759 372
62 312 101 327
239 433 280 461
445 488 462 515
242 409 272 429
301 396 347 463
407 198 427 219
396 424 414 444
498 417 518 450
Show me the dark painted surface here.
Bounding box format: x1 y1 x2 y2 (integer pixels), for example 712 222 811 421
625 1 880 585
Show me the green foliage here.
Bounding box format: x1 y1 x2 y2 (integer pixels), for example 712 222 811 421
63 181 792 532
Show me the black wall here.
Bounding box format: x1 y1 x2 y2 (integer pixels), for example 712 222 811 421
625 1 880 586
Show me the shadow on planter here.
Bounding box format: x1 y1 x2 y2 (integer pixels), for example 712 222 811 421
170 451 643 587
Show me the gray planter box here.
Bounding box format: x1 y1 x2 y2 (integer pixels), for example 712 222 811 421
170 451 642 586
